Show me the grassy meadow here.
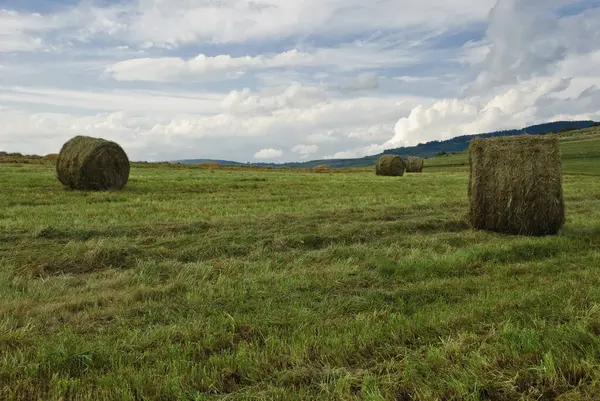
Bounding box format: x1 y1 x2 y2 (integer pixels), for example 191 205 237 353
1 130 600 400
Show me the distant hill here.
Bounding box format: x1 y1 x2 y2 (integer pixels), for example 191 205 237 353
175 158 244 165
173 120 598 168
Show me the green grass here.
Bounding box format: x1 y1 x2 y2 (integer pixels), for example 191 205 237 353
425 127 600 175
2 132 600 400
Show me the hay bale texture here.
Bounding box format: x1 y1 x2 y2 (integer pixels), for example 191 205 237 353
468 135 564 236
376 155 405 176
406 156 424 173
313 165 330 173
56 136 130 191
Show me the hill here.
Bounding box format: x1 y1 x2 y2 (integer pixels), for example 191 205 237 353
173 120 598 167
285 120 598 168
175 158 244 165
424 124 600 175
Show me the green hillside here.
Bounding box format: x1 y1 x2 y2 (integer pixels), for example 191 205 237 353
425 127 600 175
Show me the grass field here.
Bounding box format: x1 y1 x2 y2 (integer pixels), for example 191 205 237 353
1 132 600 400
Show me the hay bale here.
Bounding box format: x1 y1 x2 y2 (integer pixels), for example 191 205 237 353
376 155 405 176
56 136 130 190
313 165 330 172
199 162 220 168
468 135 564 236
405 156 424 173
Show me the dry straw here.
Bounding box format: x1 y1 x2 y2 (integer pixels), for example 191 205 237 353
376 155 405 176
313 165 330 173
56 135 130 191
468 134 565 236
406 156 424 173
199 162 220 168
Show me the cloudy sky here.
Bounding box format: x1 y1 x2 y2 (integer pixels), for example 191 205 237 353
1 0 599 162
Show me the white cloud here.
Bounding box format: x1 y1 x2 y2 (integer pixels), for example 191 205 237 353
0 86 224 114
254 148 283 159
387 76 596 149
94 0 496 47
393 76 440 83
324 143 387 160
292 144 319 155
0 10 47 52
336 72 380 91
306 132 339 143
105 46 416 82
220 83 327 115
0 89 421 161
472 0 600 90
456 41 491 66
106 50 317 82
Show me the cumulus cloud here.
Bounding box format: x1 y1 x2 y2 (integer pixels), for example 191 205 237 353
386 76 597 149
254 148 283 159
472 0 600 89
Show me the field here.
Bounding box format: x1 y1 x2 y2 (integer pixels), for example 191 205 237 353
1 131 600 400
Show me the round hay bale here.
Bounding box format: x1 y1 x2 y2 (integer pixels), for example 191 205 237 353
376 155 405 176
406 156 424 173
56 135 130 191
44 153 59 161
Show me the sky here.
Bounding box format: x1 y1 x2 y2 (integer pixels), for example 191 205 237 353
1 0 600 162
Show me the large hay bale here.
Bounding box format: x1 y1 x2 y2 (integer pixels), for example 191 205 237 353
56 136 130 190
376 155 405 176
405 156 424 173
468 135 564 236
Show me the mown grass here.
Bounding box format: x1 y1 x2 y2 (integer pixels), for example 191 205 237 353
1 133 600 400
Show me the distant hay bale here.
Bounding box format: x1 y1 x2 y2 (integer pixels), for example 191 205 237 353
405 156 424 173
313 165 330 172
199 162 220 168
56 136 130 191
376 155 405 176
44 153 59 161
468 135 565 236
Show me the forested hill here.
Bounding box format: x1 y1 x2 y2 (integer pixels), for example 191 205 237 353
174 120 598 168
284 120 598 168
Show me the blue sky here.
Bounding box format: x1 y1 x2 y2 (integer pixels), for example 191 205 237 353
1 0 599 162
